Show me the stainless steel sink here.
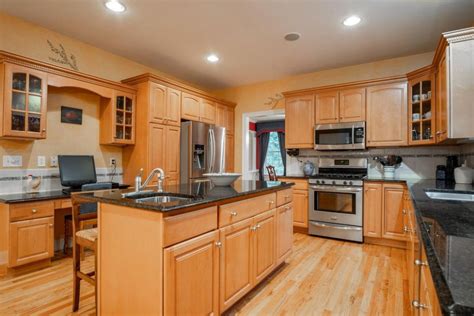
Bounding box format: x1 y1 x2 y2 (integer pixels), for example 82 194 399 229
425 191 474 202
135 195 192 204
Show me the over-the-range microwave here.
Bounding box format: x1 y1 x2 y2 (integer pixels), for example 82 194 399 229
314 121 366 150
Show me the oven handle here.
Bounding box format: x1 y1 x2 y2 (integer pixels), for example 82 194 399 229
310 222 362 231
309 186 362 193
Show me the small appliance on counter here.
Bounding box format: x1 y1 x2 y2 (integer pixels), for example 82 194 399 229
308 158 368 242
436 165 447 181
454 161 473 184
373 155 403 178
446 155 459 182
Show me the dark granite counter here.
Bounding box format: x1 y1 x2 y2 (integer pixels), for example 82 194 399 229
0 190 69 203
76 180 294 213
279 175 311 179
405 180 474 314
364 175 413 183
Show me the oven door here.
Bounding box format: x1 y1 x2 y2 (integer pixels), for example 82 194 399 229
308 185 363 226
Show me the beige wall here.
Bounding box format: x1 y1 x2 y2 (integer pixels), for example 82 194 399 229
213 52 434 172
0 87 122 169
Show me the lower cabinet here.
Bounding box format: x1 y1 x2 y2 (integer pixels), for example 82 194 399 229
253 209 277 284
276 203 293 264
9 217 54 267
293 190 308 228
163 230 220 316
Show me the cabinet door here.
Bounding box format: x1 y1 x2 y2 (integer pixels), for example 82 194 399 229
253 209 276 284
382 184 406 241
113 93 135 145
166 87 181 126
216 104 226 128
339 88 366 122
200 99 216 124
315 91 339 124
293 190 308 228
363 183 382 238
436 53 448 143
219 217 254 312
165 125 181 183
181 93 201 121
276 203 293 264
9 217 54 267
225 107 234 135
149 82 166 124
148 123 165 174
285 95 314 148
225 134 234 172
163 230 219 316
366 83 408 147
3 64 48 139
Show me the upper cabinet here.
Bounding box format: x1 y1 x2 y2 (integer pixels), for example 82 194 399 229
315 88 366 125
408 68 436 145
285 95 314 149
366 82 408 147
216 104 234 135
1 64 48 139
100 91 136 146
149 82 181 126
181 92 201 121
200 99 216 124
436 52 448 143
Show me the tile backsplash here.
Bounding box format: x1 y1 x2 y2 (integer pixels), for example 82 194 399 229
0 168 122 195
286 146 465 179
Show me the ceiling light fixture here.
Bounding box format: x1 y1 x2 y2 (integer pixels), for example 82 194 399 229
105 0 126 13
343 15 361 26
284 32 301 41
207 54 219 63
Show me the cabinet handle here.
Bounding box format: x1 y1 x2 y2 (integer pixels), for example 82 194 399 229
32 209 38 213
267 200 275 205
256 224 261 229
403 226 412 233
215 241 222 248
230 211 238 217
285 195 290 199
42 129 46 132
49 224 53 228
412 300 428 309
402 209 407 215
415 259 428 267
250 225 257 231
285 206 291 210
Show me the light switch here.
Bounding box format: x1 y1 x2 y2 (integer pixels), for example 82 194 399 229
37 156 46 167
50 156 58 167
3 155 22 167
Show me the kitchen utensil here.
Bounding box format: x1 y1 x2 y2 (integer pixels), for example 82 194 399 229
412 113 420 120
374 155 403 167
422 93 429 100
383 166 395 178
413 94 420 102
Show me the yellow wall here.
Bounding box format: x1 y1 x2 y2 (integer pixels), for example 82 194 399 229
0 87 122 169
213 52 434 172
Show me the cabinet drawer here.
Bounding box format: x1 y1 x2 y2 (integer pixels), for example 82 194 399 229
276 189 293 206
163 206 217 247
10 201 54 222
219 193 276 227
282 179 307 190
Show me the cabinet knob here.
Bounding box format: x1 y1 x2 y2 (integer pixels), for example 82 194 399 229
414 259 428 267
268 200 275 205
412 300 428 309
285 206 291 210
42 129 46 132
32 209 38 213
403 226 412 233
402 209 407 215
230 211 238 217
49 224 53 228
250 225 257 231
256 224 261 229
285 195 290 199
215 241 222 248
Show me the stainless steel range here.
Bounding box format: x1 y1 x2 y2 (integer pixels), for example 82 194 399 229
308 158 368 242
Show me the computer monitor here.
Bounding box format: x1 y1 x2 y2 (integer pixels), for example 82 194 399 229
58 155 97 189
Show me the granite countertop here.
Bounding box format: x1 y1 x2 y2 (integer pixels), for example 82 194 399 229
0 190 70 203
76 180 294 213
364 175 414 183
405 180 474 314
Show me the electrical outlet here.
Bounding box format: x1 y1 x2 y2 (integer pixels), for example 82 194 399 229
3 155 22 167
110 158 117 167
37 156 46 167
50 156 58 167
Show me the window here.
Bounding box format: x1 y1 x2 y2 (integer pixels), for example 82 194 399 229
264 132 284 176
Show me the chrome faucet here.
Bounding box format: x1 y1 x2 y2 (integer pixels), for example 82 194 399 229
136 168 166 192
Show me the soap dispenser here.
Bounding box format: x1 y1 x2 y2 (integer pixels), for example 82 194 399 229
454 161 473 184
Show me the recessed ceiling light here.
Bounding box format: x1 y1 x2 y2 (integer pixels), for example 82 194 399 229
105 0 126 13
207 54 219 63
343 15 361 26
284 32 301 41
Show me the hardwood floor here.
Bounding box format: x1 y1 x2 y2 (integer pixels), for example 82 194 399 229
0 233 409 315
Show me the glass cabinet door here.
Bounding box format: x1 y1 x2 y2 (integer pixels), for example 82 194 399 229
6 64 47 138
114 94 134 143
409 73 435 145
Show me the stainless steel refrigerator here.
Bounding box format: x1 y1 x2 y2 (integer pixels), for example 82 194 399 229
180 121 226 183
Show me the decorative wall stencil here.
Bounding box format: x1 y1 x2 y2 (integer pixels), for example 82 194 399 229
61 106 83 125
47 40 79 71
264 93 284 108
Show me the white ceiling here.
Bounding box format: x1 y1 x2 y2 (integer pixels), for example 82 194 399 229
1 0 473 89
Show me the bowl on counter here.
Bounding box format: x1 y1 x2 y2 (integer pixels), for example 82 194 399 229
203 173 241 186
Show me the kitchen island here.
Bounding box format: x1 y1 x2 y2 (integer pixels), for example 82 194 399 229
75 180 294 315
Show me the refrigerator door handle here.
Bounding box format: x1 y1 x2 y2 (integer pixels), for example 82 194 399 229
208 128 216 173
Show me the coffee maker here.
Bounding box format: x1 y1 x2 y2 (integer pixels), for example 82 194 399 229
446 155 459 182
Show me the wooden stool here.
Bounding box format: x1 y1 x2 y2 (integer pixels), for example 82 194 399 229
64 214 97 258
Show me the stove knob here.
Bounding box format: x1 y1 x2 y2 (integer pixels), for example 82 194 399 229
315 180 320 184
332 180 336 185
343 181 347 185
349 181 353 185
321 180 325 184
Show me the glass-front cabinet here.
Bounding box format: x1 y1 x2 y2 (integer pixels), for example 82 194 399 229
100 91 136 145
3 64 48 139
408 71 435 145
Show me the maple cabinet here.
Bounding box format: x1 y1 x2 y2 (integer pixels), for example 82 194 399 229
315 88 366 125
276 203 293 264
225 134 234 172
363 182 407 242
285 95 314 148
100 91 136 145
436 52 448 143
200 99 216 124
149 82 181 126
366 82 408 147
148 124 180 185
182 93 217 124
163 230 219 316
1 63 48 139
315 91 339 124
216 104 234 135
253 209 277 283
293 190 308 228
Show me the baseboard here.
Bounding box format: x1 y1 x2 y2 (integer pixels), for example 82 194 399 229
293 226 308 234
364 236 407 249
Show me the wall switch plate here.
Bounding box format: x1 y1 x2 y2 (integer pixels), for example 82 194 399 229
37 156 46 167
110 158 117 167
3 155 22 167
50 156 58 167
